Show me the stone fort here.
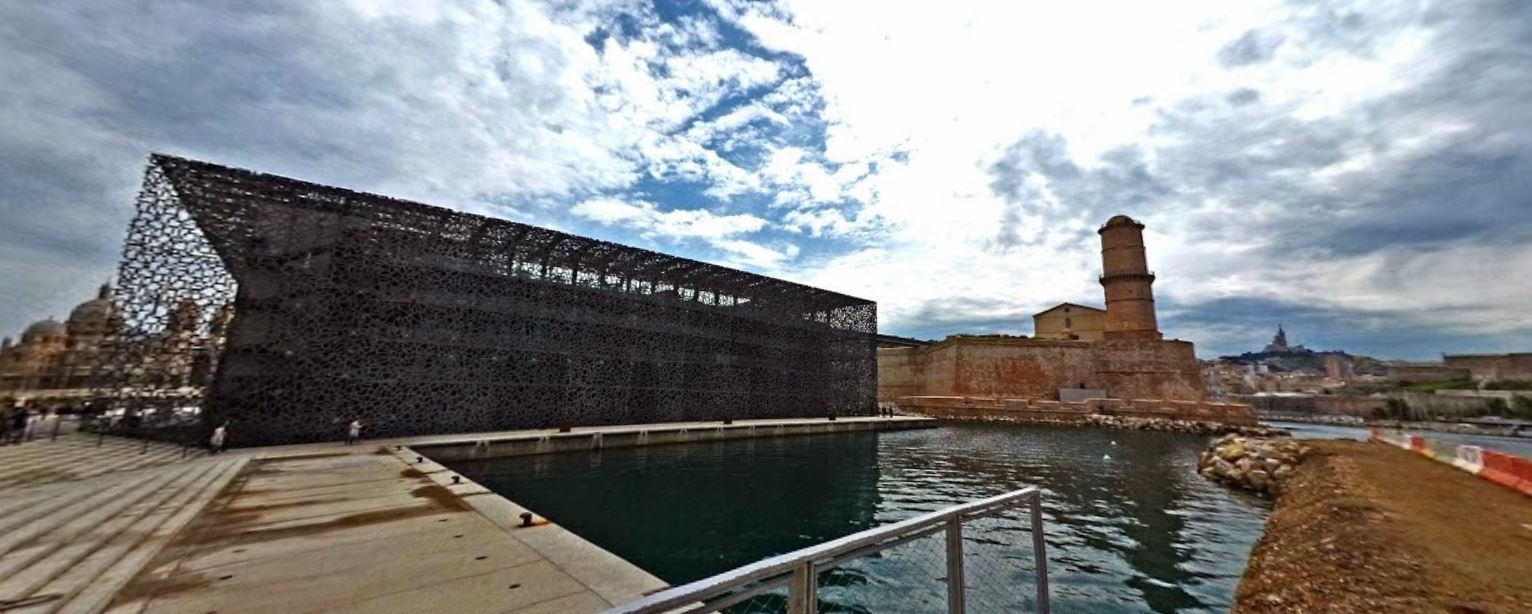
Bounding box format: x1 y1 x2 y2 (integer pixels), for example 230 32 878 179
879 215 1253 424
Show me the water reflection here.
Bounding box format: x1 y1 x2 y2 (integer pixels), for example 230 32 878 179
449 424 1269 613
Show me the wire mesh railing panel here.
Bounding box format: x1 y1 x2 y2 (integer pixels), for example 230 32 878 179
721 587 789 614
959 510 1047 613
816 530 949 614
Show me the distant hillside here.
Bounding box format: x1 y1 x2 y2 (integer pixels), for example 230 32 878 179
1218 349 1388 375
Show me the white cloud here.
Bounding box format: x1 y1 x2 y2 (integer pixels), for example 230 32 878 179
703 0 1532 357
570 197 795 269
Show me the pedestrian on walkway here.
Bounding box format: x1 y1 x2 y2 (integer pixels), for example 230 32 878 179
24 410 40 441
209 422 227 454
346 419 363 445
9 409 27 445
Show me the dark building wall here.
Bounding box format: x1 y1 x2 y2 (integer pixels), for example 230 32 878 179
109 155 877 446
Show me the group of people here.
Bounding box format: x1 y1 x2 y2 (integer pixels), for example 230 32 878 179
1 408 56 445
205 418 365 453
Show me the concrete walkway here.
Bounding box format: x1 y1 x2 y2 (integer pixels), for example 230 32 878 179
1 416 930 614
0 434 195 490
0 456 247 613
107 450 652 614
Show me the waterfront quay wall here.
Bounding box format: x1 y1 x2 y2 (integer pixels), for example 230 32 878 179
1372 428 1532 498
895 395 1257 426
877 336 1205 403
414 417 934 463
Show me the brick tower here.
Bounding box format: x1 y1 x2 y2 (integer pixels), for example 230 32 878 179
1098 215 1162 340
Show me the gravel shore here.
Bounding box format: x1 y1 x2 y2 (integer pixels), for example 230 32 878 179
1234 440 1532 613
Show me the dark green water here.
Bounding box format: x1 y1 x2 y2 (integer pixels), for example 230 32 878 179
446 424 1269 613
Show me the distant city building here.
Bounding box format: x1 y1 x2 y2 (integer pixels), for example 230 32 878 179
0 283 228 410
1323 354 1355 381
1031 303 1104 341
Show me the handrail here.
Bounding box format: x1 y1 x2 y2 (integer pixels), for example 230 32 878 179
603 486 1048 614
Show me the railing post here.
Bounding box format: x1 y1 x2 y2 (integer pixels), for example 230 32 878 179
788 561 817 614
1030 491 1050 614
946 515 966 614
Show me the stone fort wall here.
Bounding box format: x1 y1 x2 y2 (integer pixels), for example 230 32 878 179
877 336 1206 404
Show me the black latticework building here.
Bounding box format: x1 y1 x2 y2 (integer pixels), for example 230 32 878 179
100 154 877 446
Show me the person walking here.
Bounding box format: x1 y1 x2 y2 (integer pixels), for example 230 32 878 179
209 422 227 454
24 410 40 441
9 409 27 445
346 419 362 445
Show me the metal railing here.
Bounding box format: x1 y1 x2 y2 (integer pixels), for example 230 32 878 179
603 487 1049 614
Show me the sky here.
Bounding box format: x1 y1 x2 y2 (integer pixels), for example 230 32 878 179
2 0 1530 360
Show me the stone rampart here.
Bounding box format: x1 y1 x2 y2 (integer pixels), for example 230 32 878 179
876 335 1206 403
895 395 1257 426
1443 353 1532 382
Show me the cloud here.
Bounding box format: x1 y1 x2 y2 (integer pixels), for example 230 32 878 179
1217 29 1285 67
3 0 1532 362
570 197 797 268
572 197 767 239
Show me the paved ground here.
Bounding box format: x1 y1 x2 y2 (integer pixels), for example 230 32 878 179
108 450 647 614
0 416 927 614
0 434 194 490
1235 440 1532 613
0 456 246 613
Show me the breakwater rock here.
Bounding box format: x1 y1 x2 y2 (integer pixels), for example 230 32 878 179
1198 435 1309 496
1085 414 1285 437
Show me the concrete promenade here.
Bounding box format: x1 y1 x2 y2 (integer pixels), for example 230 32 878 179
1 416 930 614
0 434 194 489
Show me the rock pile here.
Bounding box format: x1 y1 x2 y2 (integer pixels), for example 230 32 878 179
1085 414 1285 437
1198 435 1309 496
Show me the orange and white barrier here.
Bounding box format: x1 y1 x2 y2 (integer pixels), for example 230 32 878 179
1453 445 1484 474
1370 428 1532 498
1480 451 1532 498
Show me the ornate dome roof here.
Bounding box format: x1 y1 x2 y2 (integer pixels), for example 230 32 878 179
68 297 114 325
66 282 116 336
23 319 67 340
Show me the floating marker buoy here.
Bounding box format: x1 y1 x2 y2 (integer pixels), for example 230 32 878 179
1103 454 1111 460
1111 441 1118 446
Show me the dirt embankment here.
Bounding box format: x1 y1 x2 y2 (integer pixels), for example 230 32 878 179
1235 440 1532 613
